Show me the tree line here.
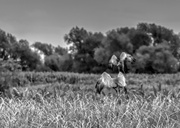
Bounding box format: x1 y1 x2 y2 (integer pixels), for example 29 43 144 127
1 22 180 73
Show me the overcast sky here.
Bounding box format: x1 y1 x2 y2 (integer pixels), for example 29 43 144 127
0 0 180 47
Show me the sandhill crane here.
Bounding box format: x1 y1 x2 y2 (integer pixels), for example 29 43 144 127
95 71 127 95
109 52 135 73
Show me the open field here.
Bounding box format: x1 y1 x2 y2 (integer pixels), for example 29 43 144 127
0 72 180 128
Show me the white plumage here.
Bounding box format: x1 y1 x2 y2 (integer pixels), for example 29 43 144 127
109 52 135 73
95 71 127 95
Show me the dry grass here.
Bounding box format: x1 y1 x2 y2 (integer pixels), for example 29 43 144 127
0 72 180 128
0 87 180 128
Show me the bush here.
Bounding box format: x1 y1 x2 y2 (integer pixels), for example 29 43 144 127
45 54 72 71
0 59 21 72
135 43 179 73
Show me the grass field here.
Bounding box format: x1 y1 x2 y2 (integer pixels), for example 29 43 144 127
0 72 180 128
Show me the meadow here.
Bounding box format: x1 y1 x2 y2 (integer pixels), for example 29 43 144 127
0 72 180 128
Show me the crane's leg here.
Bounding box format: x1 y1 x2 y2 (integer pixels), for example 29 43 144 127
95 81 103 94
124 87 127 94
123 87 129 99
118 61 125 73
121 61 125 74
112 87 119 94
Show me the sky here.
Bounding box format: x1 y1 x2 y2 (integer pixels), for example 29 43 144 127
0 0 180 48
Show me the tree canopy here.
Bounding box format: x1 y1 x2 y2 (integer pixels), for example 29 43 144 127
1 23 180 73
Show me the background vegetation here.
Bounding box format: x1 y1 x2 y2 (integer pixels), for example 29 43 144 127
1 22 180 127
1 22 180 74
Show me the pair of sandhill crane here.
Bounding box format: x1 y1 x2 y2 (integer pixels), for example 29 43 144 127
95 52 135 95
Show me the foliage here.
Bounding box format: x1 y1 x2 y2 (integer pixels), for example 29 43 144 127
135 43 179 73
54 45 68 55
94 47 108 65
0 59 21 72
32 42 54 56
44 53 72 71
94 30 133 65
0 59 21 96
0 59 21 98
11 39 42 71
0 29 18 60
130 30 151 51
1 71 180 91
137 23 180 57
0 73 180 127
64 26 90 53
64 26 104 73
137 23 174 44
1 22 180 73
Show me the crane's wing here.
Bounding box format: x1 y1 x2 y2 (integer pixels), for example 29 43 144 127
101 72 112 80
100 72 112 87
116 72 126 87
119 52 127 62
109 55 118 67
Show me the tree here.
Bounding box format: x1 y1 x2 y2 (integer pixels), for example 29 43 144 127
0 59 22 72
45 53 72 71
135 43 179 73
0 29 17 60
64 27 104 73
104 30 133 54
152 43 179 73
130 30 151 52
13 40 41 71
77 32 104 72
94 30 133 66
64 26 89 53
54 45 68 55
137 23 179 47
136 22 180 59
32 42 54 56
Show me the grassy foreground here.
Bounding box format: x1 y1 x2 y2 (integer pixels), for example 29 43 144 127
0 72 180 128
0 88 180 128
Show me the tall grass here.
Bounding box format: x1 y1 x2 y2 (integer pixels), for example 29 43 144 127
0 89 180 128
2 72 180 87
0 72 180 127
